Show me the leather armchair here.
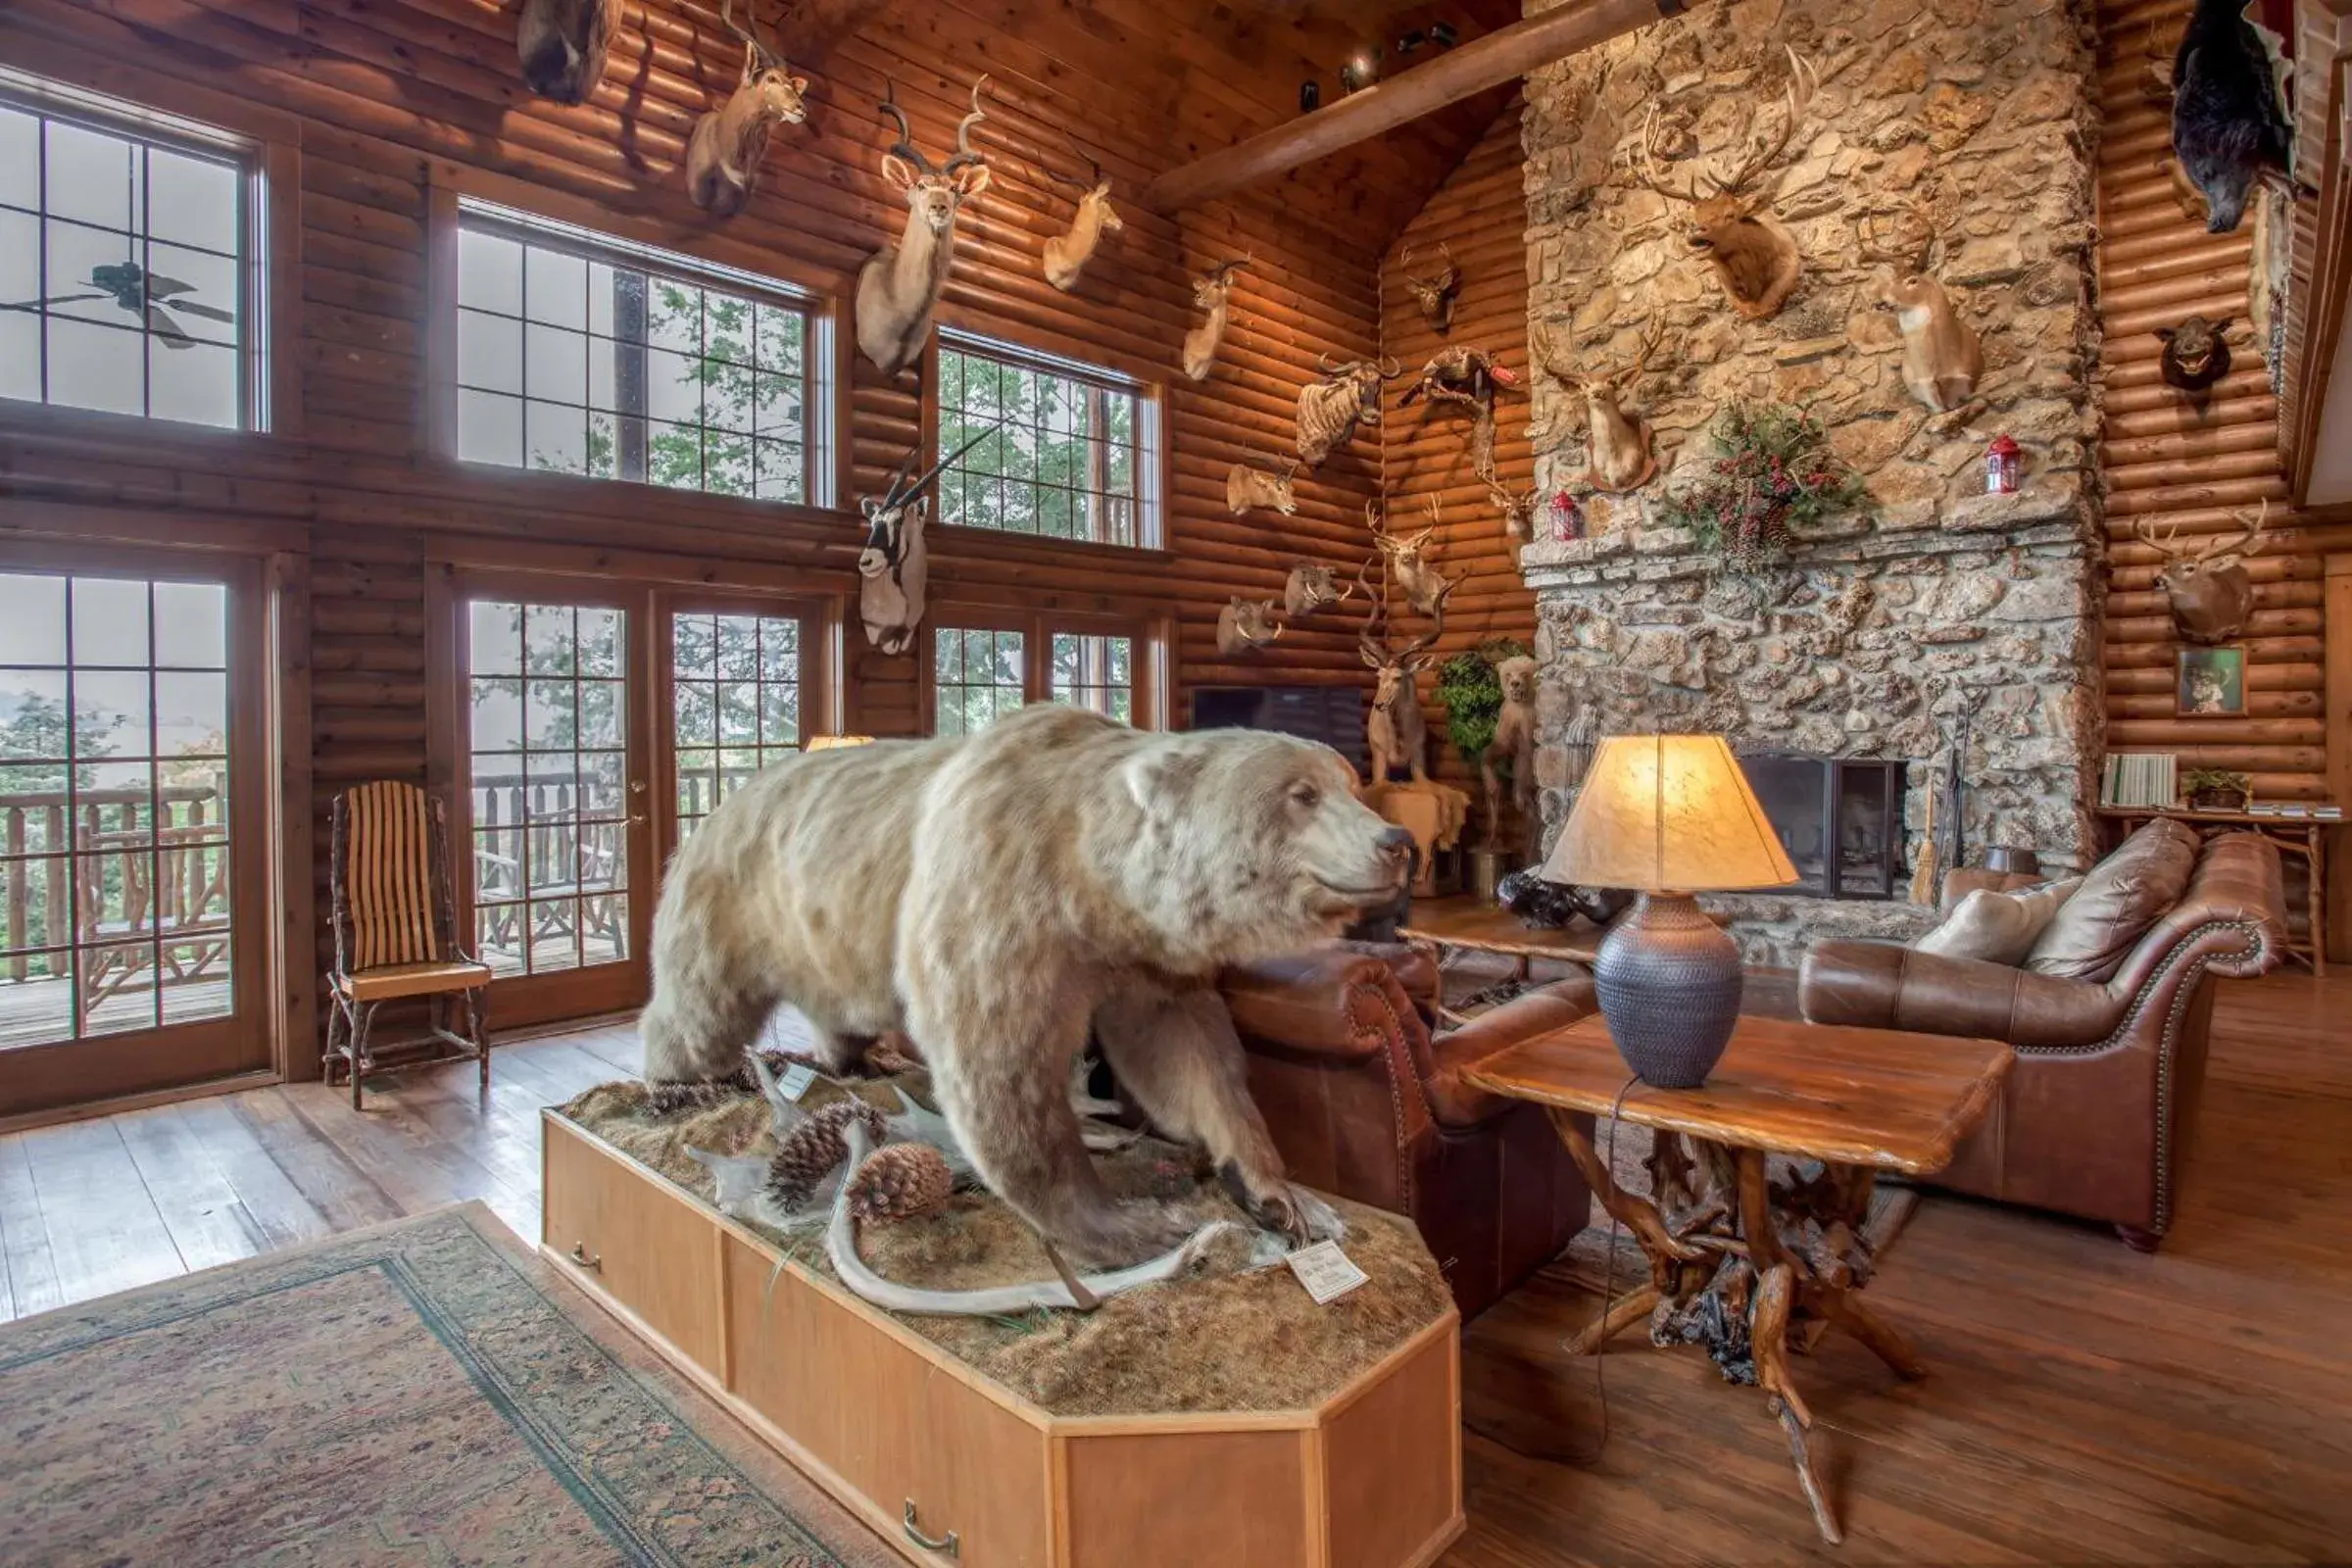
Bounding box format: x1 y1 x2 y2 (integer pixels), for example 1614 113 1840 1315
1221 943 1594 1318
1800 831 2287 1248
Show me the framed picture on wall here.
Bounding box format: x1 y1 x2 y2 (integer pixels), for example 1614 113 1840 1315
2176 646 2245 715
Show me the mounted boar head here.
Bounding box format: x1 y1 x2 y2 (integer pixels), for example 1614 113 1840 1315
1538 319 1660 493
2135 500 2270 645
1398 241 1461 334
517 0 621 104
856 427 993 654
1627 48 1818 319
1225 459 1299 517
1296 354 1401 467
1399 345 1518 485
1283 563 1351 619
1216 597 1285 657
1181 255 1249 381
2158 314 2233 393
1858 211 1984 418
855 77 992 376
2169 0 2291 232
685 0 809 220
1358 572 1453 786
1041 136 1122 292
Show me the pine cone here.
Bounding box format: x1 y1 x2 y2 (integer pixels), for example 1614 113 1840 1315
764 1099 891 1210
846 1142 955 1223
646 1077 753 1117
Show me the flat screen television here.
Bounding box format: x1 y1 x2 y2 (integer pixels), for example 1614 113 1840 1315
1189 685 1368 774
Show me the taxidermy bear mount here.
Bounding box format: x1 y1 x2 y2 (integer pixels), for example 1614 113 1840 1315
2168 0 2291 233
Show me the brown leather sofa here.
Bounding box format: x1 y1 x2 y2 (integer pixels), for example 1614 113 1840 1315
1220 942 1595 1318
1799 827 2287 1250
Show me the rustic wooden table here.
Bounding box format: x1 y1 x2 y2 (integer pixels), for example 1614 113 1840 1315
1398 897 1609 971
1465 1013 2014 1544
2096 806 2331 977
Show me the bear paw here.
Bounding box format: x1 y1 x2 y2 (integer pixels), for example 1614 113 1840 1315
1219 1162 1347 1248
1067 1198 1200 1268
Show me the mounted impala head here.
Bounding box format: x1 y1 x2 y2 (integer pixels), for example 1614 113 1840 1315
1181 254 1250 381
855 76 992 376
516 0 621 104
1295 353 1401 467
1041 135 1122 292
1625 47 1818 318
1857 210 1984 418
685 0 809 220
2134 500 2271 645
1225 458 1299 517
1398 242 1461 334
855 426 993 654
1538 318 1661 493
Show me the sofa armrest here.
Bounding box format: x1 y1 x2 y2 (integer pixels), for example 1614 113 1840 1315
1221 948 1427 1063
1799 940 2118 1048
2105 830 2287 996
1412 976 1598 1128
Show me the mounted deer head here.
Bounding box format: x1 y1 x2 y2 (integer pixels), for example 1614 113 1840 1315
1216 597 1285 657
1296 354 1401 467
1398 242 1461 334
1857 210 1984 419
856 76 992 376
1625 47 1818 319
856 427 993 654
1284 563 1351 619
685 0 809 220
1358 570 1454 786
1376 500 1452 616
1182 255 1249 381
1399 345 1518 485
1225 459 1299 517
1041 135 1122 292
517 0 621 105
2157 314 2234 394
1485 475 1540 546
1538 319 1660 493
2135 501 2270 645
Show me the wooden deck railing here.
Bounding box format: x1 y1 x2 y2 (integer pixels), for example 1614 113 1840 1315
0 781 228 989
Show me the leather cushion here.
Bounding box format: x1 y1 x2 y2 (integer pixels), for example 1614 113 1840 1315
1915 877 2081 965
2025 818 2200 982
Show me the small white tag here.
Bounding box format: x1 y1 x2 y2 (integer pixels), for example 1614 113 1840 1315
777 1061 819 1102
1286 1240 1369 1305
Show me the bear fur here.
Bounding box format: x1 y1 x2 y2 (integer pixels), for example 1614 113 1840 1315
641 704 1416 1264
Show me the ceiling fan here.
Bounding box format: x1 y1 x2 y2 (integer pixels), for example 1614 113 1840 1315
2 261 233 349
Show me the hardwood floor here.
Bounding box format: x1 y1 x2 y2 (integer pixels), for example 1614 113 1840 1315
2 977 2347 1564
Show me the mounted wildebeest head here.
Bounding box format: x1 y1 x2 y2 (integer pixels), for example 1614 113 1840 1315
1296 354 1401 467
517 0 623 105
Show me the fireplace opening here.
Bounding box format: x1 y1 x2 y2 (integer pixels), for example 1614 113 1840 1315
1739 754 1907 900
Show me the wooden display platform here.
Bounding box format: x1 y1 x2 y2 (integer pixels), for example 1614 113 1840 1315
540 1110 1464 1568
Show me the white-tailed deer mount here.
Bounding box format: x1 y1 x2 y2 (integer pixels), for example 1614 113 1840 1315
517 0 621 104
1216 597 1285 657
857 427 992 654
685 0 808 220
1399 346 1518 485
1358 574 1454 785
1296 354 1401 467
1041 136 1122 292
2135 501 2270 645
1485 475 1540 546
1181 256 1249 381
1482 654 1540 851
1225 460 1298 516
856 76 992 377
1398 242 1461 335
1284 563 1351 618
1377 501 1454 617
1626 48 1819 319
1538 320 1660 493
1857 211 1984 423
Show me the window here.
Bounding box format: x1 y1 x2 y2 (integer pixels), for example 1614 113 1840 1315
936 334 1156 548
0 80 261 429
452 201 827 506
933 627 1028 737
670 609 802 838
931 616 1154 735
1051 632 1132 723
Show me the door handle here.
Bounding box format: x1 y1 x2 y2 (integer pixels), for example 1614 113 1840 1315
568 1242 602 1272
902 1500 958 1556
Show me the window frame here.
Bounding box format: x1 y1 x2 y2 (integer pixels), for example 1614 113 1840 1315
922 607 1167 736
653 587 829 873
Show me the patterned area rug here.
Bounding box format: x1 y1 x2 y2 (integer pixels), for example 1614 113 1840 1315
0 1202 898 1568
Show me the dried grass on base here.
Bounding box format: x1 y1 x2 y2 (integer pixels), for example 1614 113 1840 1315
562 1076 1450 1417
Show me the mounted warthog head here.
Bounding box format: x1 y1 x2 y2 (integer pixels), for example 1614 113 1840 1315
685 0 809 219
1398 241 1461 334
517 0 622 104
2135 500 2271 645
855 77 992 376
1283 563 1351 619
1296 354 1401 467
1216 598 1285 657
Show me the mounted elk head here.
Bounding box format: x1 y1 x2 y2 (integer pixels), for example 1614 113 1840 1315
1216 598 1285 658
1182 256 1249 381
685 0 809 220
1626 48 1819 319
856 427 993 655
1538 319 1660 494
1041 136 1122 292
1857 211 1984 419
2158 314 2233 394
2169 0 2291 232
1226 459 1298 517
1376 501 1451 616
1359 574 1454 786
2135 501 2270 645
1398 242 1461 334
1284 563 1350 619
856 76 992 377
517 0 621 105
1399 346 1519 485
1296 354 1401 467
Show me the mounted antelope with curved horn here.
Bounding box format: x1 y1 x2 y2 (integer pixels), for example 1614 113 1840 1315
1538 319 1661 493
2134 501 2271 645
1624 47 1819 319
857 76 992 377
1398 241 1461 334
517 0 621 104
686 0 809 219
857 427 994 654
1182 255 1249 381
1041 134 1123 291
1296 353 1401 467
1857 208 1984 424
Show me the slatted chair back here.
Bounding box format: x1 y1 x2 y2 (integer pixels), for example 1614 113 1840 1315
332 781 456 974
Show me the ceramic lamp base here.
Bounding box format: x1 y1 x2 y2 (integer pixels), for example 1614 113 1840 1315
1592 892 1743 1089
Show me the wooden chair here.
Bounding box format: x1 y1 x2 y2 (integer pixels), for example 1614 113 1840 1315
326 781 492 1108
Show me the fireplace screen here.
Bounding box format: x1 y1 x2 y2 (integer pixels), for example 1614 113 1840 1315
1740 754 1907 900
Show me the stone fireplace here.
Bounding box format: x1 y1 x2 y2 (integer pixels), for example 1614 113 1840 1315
1743 753 1907 900
1517 0 2106 966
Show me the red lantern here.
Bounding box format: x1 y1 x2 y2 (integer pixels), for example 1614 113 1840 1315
1547 488 1585 542
1984 434 2021 496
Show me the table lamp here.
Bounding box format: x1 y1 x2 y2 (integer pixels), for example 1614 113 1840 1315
1542 734 1796 1088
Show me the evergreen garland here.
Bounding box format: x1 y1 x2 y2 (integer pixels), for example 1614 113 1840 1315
1659 404 1873 573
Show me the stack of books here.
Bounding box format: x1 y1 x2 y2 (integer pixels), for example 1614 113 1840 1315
2248 803 2346 821
2101 754 2178 808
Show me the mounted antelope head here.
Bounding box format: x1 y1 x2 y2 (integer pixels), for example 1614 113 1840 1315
685 0 808 220
1283 563 1351 619
1857 210 1984 420
1226 459 1299 517
1399 345 1518 485
1041 136 1122 292
856 76 992 377
1538 319 1660 493
856 427 993 654
2134 501 2270 645
2158 314 2233 394
1358 570 1454 786
1296 354 1401 467
517 0 621 105
1485 475 1540 546
1182 256 1249 381
1216 597 1285 658
1398 241 1461 334
1625 47 1819 319
1376 501 1451 616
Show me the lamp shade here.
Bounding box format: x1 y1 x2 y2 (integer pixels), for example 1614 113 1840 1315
1542 734 1797 893
806 735 877 751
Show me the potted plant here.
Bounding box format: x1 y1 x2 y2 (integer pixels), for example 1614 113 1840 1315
2180 767 2253 811
1659 403 1874 572
1438 639 1529 895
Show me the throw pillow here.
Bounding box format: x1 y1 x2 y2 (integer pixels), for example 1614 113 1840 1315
1914 878 2083 965
2024 818 2201 982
